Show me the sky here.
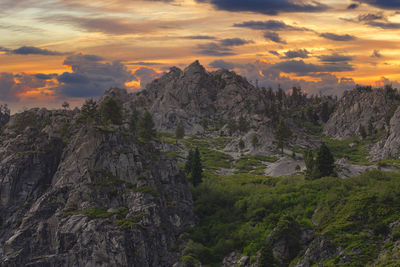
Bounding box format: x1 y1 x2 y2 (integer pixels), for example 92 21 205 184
1 0 400 112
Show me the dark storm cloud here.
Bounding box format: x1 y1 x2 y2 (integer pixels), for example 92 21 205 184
209 59 235 69
127 62 164 66
182 35 216 40
365 20 400 29
9 46 65 56
133 67 162 88
356 0 400 10
319 33 356 41
196 43 236 56
347 3 359 9
233 20 309 31
319 54 353 62
220 38 253 46
273 60 354 75
195 0 329 15
196 38 252 56
282 49 310 59
264 31 287 44
55 54 135 97
35 73 57 80
269 50 280 56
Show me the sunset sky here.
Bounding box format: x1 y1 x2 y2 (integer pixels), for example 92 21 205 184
1 0 400 111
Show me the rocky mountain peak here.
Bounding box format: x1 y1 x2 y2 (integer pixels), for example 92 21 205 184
184 60 206 74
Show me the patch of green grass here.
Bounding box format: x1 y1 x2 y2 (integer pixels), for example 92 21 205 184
95 126 117 133
185 170 400 266
115 213 146 229
131 186 160 197
233 155 278 175
322 136 371 165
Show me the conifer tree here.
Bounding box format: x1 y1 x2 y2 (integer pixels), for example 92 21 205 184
259 241 276 267
81 99 98 123
100 98 123 125
175 122 185 140
320 102 330 123
238 139 245 151
138 111 156 142
274 119 292 153
129 109 140 132
359 124 367 139
314 143 335 178
191 148 203 186
251 134 259 149
185 149 194 175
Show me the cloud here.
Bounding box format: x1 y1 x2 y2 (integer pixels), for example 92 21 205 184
0 73 21 102
358 13 386 22
55 53 136 97
133 67 162 88
4 46 65 56
209 59 235 69
195 0 329 15
220 38 253 46
371 49 382 58
269 50 280 56
233 20 309 31
282 49 309 59
319 54 353 62
365 20 400 29
127 62 164 66
196 38 252 56
356 0 400 10
272 60 354 75
196 43 236 56
35 73 57 80
347 3 359 9
319 32 356 41
264 31 286 44
181 35 216 39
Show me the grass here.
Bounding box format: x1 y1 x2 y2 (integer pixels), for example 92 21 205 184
322 136 371 165
184 170 400 266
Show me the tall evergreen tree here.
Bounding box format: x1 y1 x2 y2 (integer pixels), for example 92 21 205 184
238 116 250 133
303 149 315 180
368 118 375 136
175 122 185 140
138 111 156 142
314 143 335 178
185 149 194 175
274 119 292 153
100 98 123 125
129 109 140 132
320 102 330 123
81 99 98 123
259 241 276 267
238 139 245 151
251 134 259 149
359 124 367 139
191 148 203 186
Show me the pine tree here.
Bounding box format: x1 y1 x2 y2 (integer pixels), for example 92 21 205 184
251 134 259 149
259 241 276 267
368 118 375 136
100 97 123 125
274 119 292 153
80 99 98 122
359 124 367 139
175 122 185 140
129 109 140 132
138 111 156 142
185 149 194 175
303 149 315 180
320 102 330 123
238 116 250 133
191 148 203 186
62 101 70 110
238 139 245 151
314 143 335 178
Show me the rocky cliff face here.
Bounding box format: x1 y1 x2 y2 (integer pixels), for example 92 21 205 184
324 86 399 139
0 108 194 266
370 105 400 160
129 60 267 134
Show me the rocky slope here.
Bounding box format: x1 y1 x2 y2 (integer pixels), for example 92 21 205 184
0 108 194 266
324 86 399 139
370 105 400 160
